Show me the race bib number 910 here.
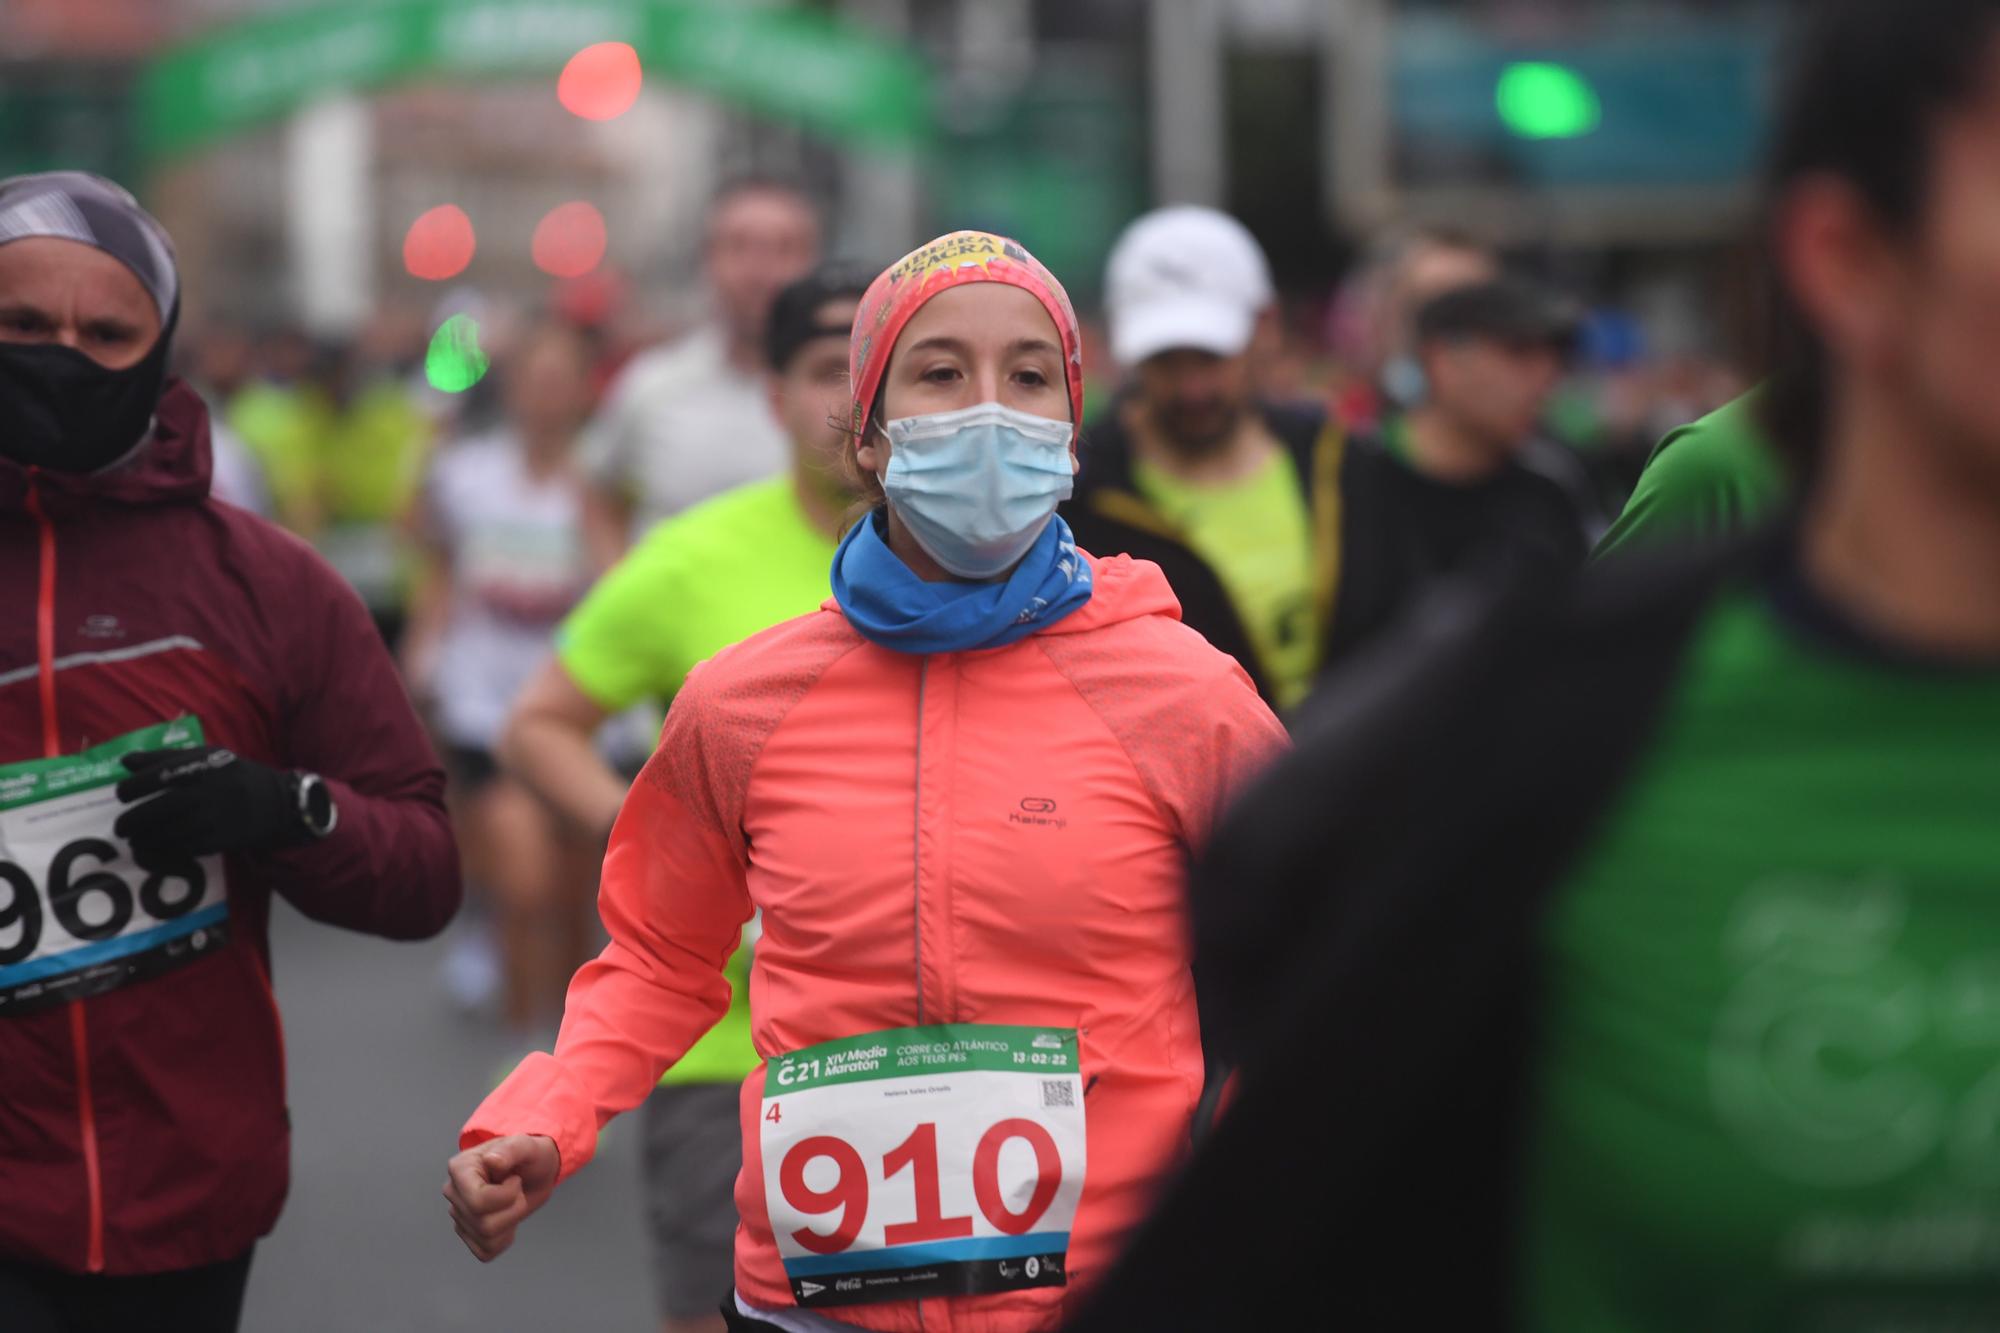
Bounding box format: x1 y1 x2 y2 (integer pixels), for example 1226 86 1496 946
0 719 228 1016
760 1024 1086 1309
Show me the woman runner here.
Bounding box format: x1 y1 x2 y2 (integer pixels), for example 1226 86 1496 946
442 231 1285 1332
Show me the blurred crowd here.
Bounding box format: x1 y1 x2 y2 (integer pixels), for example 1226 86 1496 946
11 4 2000 1333
166 190 1745 1043
172 202 1743 684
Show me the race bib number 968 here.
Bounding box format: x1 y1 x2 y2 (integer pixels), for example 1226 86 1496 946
0 719 228 1015
760 1024 1086 1309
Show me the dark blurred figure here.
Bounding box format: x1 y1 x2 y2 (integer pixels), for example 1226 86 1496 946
1070 3 2000 1329
1334 224 1498 433
1345 225 1606 542
1065 205 1339 711
1317 276 1588 672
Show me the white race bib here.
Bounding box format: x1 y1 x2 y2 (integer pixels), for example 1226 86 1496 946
759 1024 1087 1310
0 719 229 1015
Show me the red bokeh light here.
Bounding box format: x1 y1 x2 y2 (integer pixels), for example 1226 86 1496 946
402 205 476 282
558 42 642 121
532 202 609 279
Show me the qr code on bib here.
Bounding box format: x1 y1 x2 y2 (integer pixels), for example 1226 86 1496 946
1042 1080 1076 1109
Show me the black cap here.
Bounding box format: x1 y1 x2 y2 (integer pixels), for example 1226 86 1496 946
1415 276 1581 353
766 265 871 372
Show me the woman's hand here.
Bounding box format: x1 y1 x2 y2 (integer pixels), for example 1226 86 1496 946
443 1134 560 1262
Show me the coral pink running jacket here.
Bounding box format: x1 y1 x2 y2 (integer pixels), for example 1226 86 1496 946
464 550 1285 1332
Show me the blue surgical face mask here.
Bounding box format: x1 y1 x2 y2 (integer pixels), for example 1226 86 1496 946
880 401 1075 580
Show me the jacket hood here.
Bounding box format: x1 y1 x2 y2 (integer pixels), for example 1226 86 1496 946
0 376 213 515
818 546 1184 637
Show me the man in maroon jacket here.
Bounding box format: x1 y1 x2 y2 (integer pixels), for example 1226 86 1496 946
0 173 460 1331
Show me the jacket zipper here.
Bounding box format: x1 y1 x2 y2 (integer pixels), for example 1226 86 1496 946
26 477 106 1274
914 659 932 1333
912 659 928 1027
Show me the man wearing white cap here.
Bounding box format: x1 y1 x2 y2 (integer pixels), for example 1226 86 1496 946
1064 206 1339 712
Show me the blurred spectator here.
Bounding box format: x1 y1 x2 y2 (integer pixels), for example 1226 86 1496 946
403 322 599 1035
1066 205 1338 711
578 178 821 568
1316 276 1590 673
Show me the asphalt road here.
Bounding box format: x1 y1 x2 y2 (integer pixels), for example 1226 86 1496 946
238 903 657 1333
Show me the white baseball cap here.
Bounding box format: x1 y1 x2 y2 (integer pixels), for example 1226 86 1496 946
1105 206 1275 367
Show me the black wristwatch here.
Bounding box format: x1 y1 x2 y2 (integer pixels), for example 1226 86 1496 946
291 771 339 840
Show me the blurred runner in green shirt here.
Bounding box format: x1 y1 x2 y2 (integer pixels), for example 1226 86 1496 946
1071 6 2000 1328
498 269 865 1333
1595 391 1790 557
226 321 436 642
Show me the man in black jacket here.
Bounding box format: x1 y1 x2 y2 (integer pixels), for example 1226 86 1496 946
1070 3 2000 1329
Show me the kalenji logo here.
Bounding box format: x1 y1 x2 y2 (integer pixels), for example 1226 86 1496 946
799 1280 825 1298
79 614 125 641
1009 797 1066 830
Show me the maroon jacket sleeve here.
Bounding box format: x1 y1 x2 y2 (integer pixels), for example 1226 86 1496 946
258 546 460 940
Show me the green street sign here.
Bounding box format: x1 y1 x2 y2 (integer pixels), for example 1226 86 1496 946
138 0 932 159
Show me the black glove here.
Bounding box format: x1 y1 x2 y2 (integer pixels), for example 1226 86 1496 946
114 746 313 866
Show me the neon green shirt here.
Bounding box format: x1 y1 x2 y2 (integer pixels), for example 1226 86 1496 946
1522 583 2000 1329
1132 450 1318 709
226 381 327 532
557 475 838 1084
1594 392 1788 559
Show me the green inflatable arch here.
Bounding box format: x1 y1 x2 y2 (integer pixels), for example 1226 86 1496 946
139 0 933 160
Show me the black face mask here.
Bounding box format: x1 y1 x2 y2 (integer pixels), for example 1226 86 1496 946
0 318 173 474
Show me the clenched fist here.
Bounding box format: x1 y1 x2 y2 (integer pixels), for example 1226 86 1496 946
442 1134 560 1262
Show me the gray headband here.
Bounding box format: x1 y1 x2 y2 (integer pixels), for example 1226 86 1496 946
0 171 179 320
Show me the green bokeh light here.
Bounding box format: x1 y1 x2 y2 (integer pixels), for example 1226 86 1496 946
426 313 489 393
1496 61 1601 140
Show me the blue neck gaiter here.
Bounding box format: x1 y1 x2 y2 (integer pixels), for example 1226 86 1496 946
831 509 1093 655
